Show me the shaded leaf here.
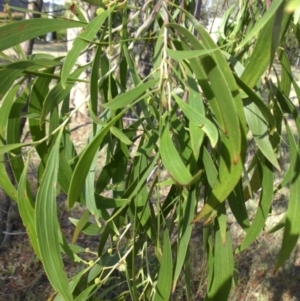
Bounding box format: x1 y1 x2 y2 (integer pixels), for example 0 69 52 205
275 120 300 271
173 94 218 148
160 122 193 186
235 159 273 254
153 229 173 301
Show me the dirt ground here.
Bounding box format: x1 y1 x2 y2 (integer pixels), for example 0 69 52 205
1 42 300 300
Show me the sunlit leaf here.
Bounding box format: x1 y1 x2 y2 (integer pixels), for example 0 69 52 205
61 9 112 88
18 156 41 259
236 0 285 50
167 47 218 60
110 126 132 145
35 129 72 300
102 79 159 110
285 0 300 13
0 18 85 52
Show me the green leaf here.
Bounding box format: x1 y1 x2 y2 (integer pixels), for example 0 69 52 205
57 151 74 194
192 131 245 223
235 159 273 254
153 229 173 301
195 24 245 162
110 126 132 145
0 142 32 155
95 194 128 209
275 120 300 271
0 84 19 201
217 203 228 245
186 74 205 161
166 47 219 60
206 228 233 301
40 66 86 123
61 10 112 88
69 217 101 236
172 94 218 148
173 189 196 291
285 0 300 12
18 156 41 259
102 79 159 110
74 284 97 301
90 44 102 117
160 122 193 186
7 88 29 182
202 147 217 188
35 129 73 301
29 71 53 157
0 60 60 99
228 181 250 232
95 148 127 194
270 2 285 67
244 98 280 171
0 18 85 52
236 0 285 51
80 0 104 6
68 110 127 208
235 76 276 134
71 210 90 244
241 10 290 88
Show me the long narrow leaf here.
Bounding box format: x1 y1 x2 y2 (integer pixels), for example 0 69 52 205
206 227 233 300
173 189 196 291
68 109 128 208
160 122 193 186
103 79 158 110
275 120 300 271
236 0 285 51
244 98 280 170
61 10 112 88
18 156 41 259
173 94 218 148
153 229 173 301
0 18 85 52
35 129 72 300
235 159 273 254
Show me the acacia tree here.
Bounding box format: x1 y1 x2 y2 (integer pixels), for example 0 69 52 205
0 0 300 300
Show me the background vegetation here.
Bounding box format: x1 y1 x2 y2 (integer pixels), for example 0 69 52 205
1 0 300 300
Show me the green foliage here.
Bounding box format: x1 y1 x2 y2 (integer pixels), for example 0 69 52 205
1 1 300 300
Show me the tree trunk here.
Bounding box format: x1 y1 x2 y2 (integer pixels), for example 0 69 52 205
21 0 43 56
66 2 96 122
